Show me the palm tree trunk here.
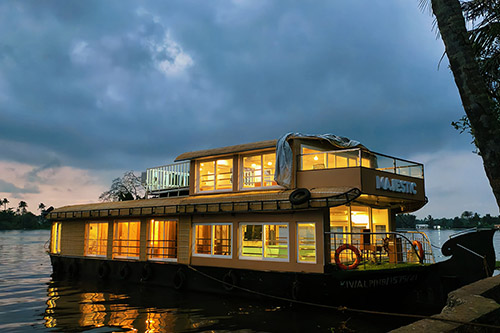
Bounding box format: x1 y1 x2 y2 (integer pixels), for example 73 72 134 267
431 0 500 211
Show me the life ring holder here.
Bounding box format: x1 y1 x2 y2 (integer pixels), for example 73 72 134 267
222 270 238 291
173 269 186 290
141 263 153 281
289 188 311 205
412 240 425 264
334 244 361 270
98 261 110 279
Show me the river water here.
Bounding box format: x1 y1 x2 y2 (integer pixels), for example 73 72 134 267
0 229 498 332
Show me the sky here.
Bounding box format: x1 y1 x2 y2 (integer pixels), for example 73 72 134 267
0 0 497 219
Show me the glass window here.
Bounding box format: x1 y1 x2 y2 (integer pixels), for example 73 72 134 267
297 223 316 263
301 145 327 170
241 152 277 189
50 222 62 254
198 158 233 192
372 208 389 245
84 222 108 257
147 219 177 261
112 221 140 259
240 223 289 261
193 223 232 257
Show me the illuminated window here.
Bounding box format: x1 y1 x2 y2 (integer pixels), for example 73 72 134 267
193 223 232 257
241 152 277 189
113 221 140 259
329 205 390 262
240 223 288 261
84 222 108 257
297 223 316 263
198 158 233 192
147 219 177 261
300 144 362 170
50 222 62 254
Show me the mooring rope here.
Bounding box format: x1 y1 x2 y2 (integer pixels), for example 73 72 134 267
186 265 500 330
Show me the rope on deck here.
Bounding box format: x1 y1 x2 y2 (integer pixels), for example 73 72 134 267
187 265 500 331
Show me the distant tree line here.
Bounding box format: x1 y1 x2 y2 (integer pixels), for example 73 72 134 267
0 198 52 230
396 211 500 229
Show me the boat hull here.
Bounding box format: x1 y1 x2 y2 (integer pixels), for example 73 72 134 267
48 229 496 314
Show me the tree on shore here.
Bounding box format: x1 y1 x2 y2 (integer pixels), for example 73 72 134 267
38 203 46 212
99 171 145 202
425 0 500 211
2 198 8 211
18 201 28 215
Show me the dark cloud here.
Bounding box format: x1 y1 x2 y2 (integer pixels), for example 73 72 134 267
0 0 467 173
0 179 39 195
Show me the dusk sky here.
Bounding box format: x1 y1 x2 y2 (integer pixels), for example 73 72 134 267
0 0 497 219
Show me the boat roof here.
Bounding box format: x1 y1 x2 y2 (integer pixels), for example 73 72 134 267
174 140 277 162
48 187 360 220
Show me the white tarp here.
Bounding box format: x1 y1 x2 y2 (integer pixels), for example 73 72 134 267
274 132 363 188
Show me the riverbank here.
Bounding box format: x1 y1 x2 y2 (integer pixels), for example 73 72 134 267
391 274 500 332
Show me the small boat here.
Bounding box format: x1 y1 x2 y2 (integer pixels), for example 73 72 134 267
47 133 496 313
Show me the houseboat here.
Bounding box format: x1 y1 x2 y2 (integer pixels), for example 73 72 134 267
47 133 496 312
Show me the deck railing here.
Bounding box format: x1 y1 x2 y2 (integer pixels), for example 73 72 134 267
326 231 434 269
300 148 424 179
145 162 190 193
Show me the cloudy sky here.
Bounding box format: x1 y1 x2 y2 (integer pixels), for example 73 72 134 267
0 0 497 218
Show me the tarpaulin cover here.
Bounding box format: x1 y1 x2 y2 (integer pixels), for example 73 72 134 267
274 132 364 188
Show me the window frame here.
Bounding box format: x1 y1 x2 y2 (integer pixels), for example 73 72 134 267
239 222 289 262
296 222 317 264
192 222 233 259
196 157 234 193
112 220 141 260
84 221 109 257
51 222 62 254
239 151 280 191
147 219 178 262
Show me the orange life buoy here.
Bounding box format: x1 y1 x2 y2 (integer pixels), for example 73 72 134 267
412 240 425 263
334 244 361 270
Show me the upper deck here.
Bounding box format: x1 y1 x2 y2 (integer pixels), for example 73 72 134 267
144 135 425 210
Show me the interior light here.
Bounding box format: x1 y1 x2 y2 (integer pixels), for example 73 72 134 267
217 160 228 165
351 213 369 226
267 162 272 166
314 156 319 161
201 163 204 166
251 163 257 168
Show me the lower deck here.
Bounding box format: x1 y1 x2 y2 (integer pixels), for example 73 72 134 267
50 204 433 274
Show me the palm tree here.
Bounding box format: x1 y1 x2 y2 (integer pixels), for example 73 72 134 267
18 201 28 215
1 198 8 211
38 203 46 212
427 0 500 211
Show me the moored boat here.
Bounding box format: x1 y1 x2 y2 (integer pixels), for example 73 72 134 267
47 133 496 312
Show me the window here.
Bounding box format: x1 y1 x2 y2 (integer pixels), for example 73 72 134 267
84 222 108 257
240 223 288 261
193 223 232 257
113 221 140 259
147 219 177 261
198 158 233 192
50 222 62 254
241 152 277 189
329 205 390 262
297 223 316 263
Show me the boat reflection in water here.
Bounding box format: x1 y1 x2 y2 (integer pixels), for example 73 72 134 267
44 281 218 332
42 280 415 332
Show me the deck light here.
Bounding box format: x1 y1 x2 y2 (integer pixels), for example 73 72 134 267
314 156 319 161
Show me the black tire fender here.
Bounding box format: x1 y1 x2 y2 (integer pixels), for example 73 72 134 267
119 263 131 280
98 261 110 279
173 269 186 290
289 188 311 205
141 263 153 281
222 270 238 291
